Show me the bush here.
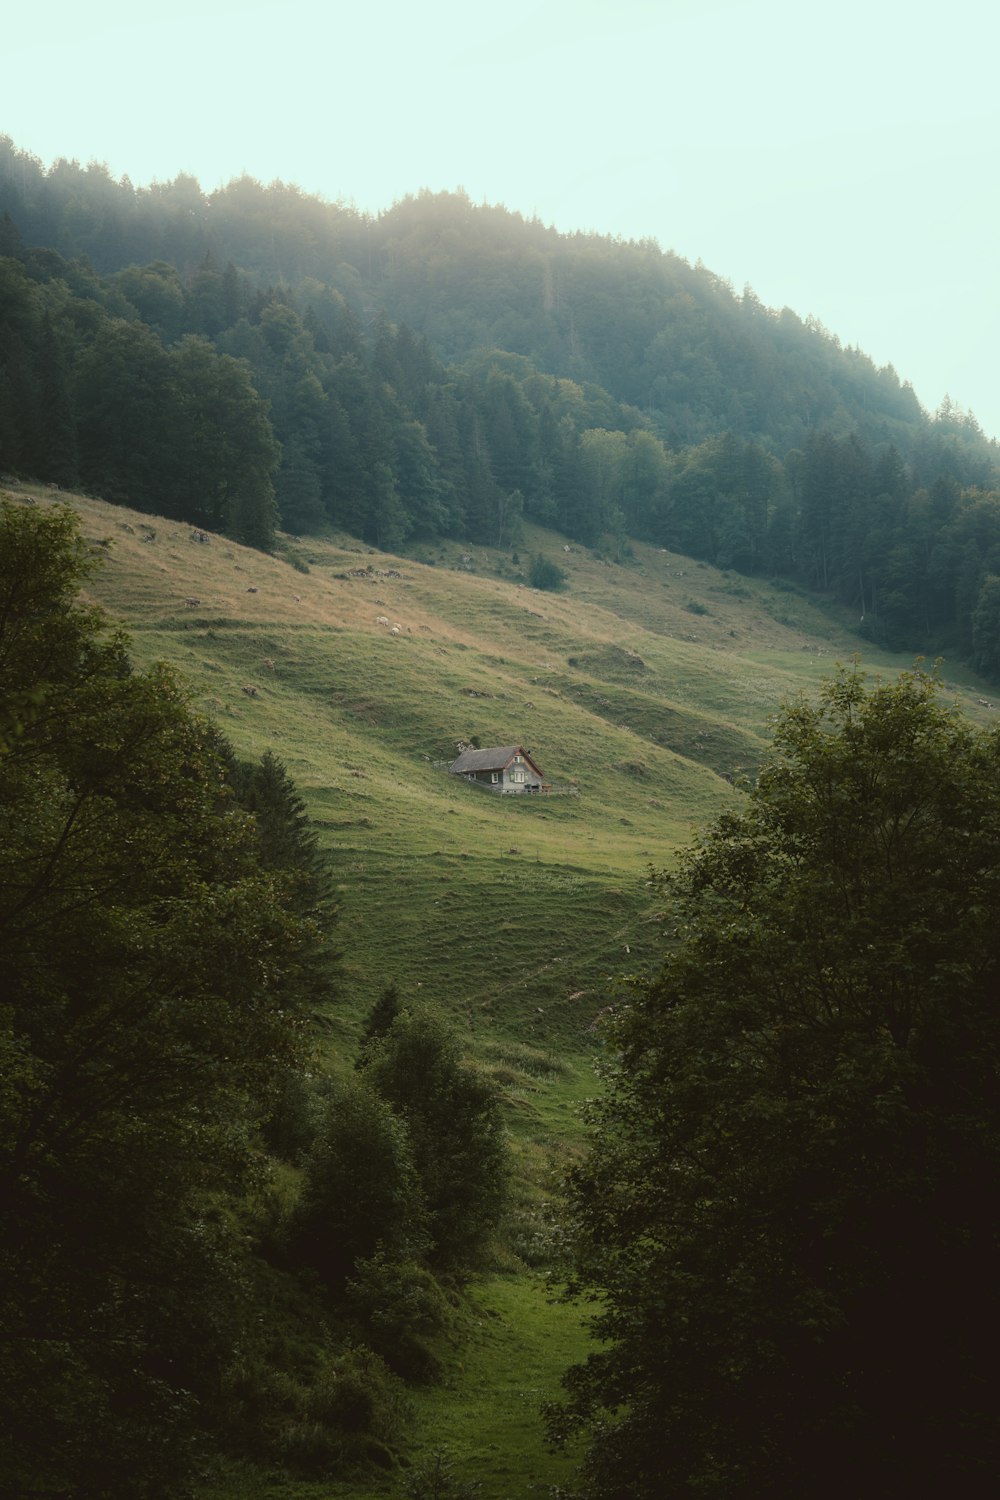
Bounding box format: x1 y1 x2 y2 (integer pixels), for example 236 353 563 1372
289 1076 428 1290
347 1252 451 1379
365 1009 509 1268
259 1345 408 1476
261 1067 319 1163
403 1448 482 1499
528 554 566 591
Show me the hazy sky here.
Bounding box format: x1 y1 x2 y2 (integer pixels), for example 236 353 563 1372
6 0 999 436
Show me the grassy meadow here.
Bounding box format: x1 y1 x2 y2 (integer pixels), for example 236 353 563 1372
36 484 976 1032
10 481 996 1496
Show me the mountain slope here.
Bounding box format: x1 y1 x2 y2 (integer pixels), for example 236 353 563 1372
17 480 993 1042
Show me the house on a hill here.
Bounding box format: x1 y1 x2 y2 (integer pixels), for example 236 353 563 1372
448 744 545 793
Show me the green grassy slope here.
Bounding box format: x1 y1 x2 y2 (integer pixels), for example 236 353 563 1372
23 477 996 1143
14 483 996 1496
42 487 988 1029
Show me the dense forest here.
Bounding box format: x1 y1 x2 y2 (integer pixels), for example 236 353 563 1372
4 137 1000 675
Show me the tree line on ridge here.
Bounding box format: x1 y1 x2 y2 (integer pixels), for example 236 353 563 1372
3 138 1000 673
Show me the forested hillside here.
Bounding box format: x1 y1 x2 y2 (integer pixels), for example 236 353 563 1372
4 136 1000 675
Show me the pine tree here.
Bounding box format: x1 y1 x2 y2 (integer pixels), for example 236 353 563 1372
34 313 78 486
356 982 403 1063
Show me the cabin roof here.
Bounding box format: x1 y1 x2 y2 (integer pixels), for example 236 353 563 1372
449 744 542 776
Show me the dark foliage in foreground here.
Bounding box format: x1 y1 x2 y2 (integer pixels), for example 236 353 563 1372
0 499 338 1495
551 668 1000 1498
0 499 511 1494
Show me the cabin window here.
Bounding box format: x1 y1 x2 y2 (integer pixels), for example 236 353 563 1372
491 772 499 783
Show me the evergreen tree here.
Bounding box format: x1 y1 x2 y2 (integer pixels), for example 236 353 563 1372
34 313 78 486
113 260 187 341
275 431 326 532
185 253 227 336
230 747 333 916
971 574 1000 677
356 982 403 1062
74 317 177 511
0 322 38 475
170 335 279 546
370 459 410 550
320 389 368 532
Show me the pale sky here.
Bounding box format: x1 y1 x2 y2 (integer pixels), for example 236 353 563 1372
6 0 1000 438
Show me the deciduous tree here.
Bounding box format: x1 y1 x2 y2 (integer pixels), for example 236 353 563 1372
552 667 1000 1499
0 499 318 1496
365 1008 508 1268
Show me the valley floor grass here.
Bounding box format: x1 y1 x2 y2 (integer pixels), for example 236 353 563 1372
398 1272 589 1500
196 1273 590 1500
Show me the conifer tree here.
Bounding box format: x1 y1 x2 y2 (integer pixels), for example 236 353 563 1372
356 982 403 1062
35 313 78 486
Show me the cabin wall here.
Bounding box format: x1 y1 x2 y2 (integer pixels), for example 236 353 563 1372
450 750 543 792
463 764 540 792
502 755 541 792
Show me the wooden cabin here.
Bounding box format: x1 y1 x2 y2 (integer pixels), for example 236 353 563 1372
448 744 545 793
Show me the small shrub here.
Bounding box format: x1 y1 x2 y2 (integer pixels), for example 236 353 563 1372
528 554 566 592
616 760 649 778
347 1252 451 1379
684 600 710 616
505 1205 562 1267
268 1345 409 1476
403 1448 482 1499
307 1345 408 1442
272 1417 343 1474
289 1076 429 1290
481 1039 569 1078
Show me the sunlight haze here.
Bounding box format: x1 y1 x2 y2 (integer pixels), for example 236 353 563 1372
5 0 999 436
